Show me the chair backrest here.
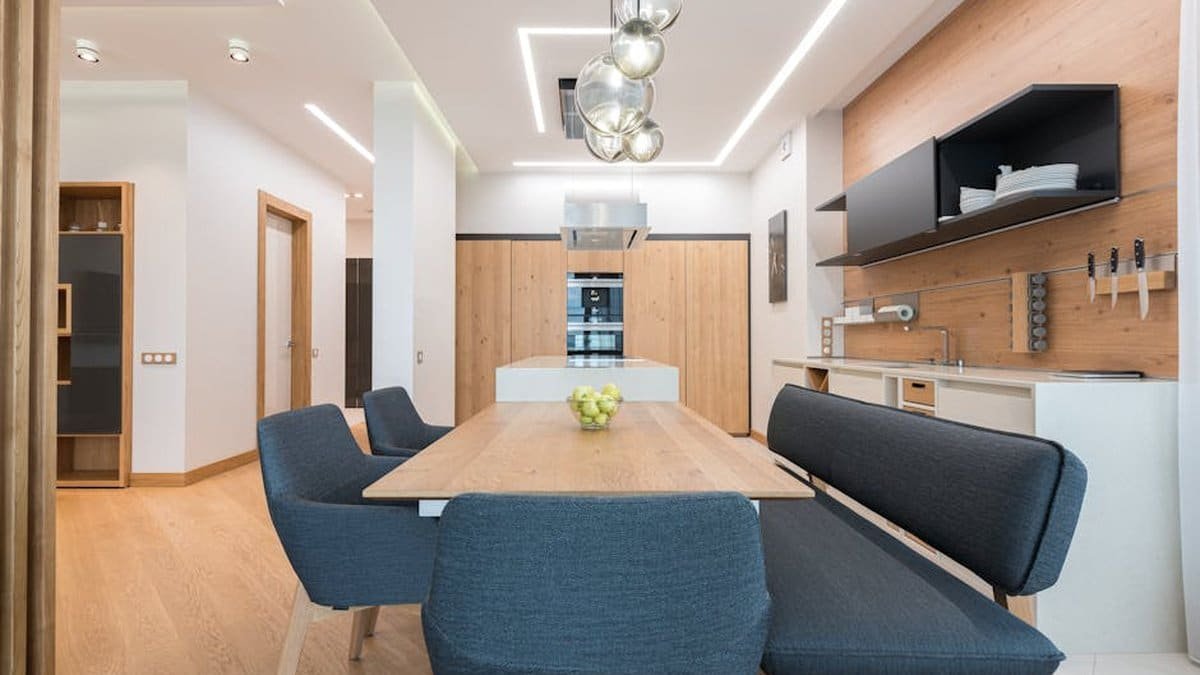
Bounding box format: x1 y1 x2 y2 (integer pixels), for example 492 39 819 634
257 404 365 503
363 386 422 450
423 493 770 675
767 385 1086 596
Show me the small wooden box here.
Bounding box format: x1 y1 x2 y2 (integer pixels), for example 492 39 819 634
902 378 936 407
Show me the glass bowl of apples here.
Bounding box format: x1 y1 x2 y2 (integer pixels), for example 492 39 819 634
567 384 623 430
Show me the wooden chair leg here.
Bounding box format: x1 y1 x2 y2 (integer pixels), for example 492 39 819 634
349 608 373 661
364 606 380 637
278 583 315 675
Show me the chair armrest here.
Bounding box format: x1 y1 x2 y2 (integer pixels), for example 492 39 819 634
269 496 437 608
371 443 418 459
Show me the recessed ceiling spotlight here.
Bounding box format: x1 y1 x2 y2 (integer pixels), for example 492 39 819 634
228 39 251 63
74 39 100 64
344 192 365 199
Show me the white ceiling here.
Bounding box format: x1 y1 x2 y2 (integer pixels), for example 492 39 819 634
60 0 409 219
371 0 962 172
60 0 963 215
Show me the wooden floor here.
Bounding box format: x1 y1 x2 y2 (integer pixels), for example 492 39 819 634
56 461 435 674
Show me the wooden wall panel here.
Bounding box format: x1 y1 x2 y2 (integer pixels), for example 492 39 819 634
624 241 688 398
455 240 512 424
840 0 1180 377
567 250 623 274
686 240 750 434
510 240 567 361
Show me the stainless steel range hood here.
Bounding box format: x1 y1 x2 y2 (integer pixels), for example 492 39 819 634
561 200 650 251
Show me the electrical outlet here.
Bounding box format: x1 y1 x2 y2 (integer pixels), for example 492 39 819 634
141 352 177 365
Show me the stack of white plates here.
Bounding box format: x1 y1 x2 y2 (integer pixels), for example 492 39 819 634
960 187 996 214
995 163 1078 199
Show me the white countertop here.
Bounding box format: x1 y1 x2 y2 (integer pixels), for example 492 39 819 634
774 356 1173 387
501 356 673 370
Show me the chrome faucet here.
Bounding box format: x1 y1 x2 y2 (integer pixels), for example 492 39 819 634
904 325 955 366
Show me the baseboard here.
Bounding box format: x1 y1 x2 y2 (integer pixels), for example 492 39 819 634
750 429 767 446
130 449 258 487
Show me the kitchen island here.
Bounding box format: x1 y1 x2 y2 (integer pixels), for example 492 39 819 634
496 356 679 402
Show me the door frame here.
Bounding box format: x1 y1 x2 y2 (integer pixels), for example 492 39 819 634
257 190 313 419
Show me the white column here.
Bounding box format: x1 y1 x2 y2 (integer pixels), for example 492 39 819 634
1178 0 1200 663
371 82 457 425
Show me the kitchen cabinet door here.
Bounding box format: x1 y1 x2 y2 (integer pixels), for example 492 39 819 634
455 240 512 423
567 249 624 274
685 240 750 434
624 241 687 397
511 240 567 361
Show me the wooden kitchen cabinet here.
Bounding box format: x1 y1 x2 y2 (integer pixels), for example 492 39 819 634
624 241 688 398
685 240 750 434
511 240 567 362
567 249 623 274
455 240 512 423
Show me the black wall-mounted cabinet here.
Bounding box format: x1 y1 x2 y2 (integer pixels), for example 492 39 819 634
818 84 1121 267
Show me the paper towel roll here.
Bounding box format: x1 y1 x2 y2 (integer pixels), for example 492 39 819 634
875 304 916 322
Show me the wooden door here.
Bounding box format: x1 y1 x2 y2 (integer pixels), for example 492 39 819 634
455 240 512 423
511 240 567 361
624 241 687 398
567 249 623 274
685 240 750 434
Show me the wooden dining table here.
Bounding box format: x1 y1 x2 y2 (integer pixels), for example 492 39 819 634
362 401 814 516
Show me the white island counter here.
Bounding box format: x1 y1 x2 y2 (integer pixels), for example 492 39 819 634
496 356 679 402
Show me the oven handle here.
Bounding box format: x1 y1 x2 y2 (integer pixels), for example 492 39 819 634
567 322 624 332
567 279 624 289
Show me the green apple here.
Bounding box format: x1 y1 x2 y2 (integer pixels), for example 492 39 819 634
572 386 591 402
594 413 609 425
581 401 600 418
579 416 594 425
602 383 621 398
569 400 581 412
597 397 616 414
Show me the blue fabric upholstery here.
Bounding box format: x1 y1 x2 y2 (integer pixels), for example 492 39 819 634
760 494 1064 674
766 385 1086 595
257 404 438 608
363 386 453 458
422 493 770 675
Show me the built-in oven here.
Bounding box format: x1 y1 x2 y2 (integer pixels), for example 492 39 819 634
566 273 623 356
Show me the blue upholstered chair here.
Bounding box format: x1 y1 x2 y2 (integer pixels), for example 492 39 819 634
422 493 770 675
257 404 438 674
363 386 453 458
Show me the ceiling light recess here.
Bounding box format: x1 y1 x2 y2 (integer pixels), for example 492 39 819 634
304 103 375 164
513 0 847 169
518 27 613 134
228 39 251 63
74 39 100 64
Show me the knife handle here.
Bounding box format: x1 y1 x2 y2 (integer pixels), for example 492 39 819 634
1134 238 1146 269
1088 252 1095 277
1110 247 1120 274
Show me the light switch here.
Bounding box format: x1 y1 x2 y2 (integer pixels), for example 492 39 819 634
141 352 178 365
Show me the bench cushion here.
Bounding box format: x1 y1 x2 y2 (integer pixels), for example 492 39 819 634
767 385 1086 596
760 493 1063 675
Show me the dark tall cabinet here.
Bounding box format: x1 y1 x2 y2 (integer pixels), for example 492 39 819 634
57 182 134 487
345 258 372 408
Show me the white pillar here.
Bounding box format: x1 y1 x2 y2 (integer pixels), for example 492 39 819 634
371 82 457 425
1178 0 1200 663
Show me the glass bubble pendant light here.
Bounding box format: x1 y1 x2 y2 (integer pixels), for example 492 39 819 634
574 53 655 136
611 18 665 80
623 119 664 163
615 0 683 31
585 127 627 163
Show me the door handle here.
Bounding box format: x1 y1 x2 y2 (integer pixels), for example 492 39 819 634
285 338 295 349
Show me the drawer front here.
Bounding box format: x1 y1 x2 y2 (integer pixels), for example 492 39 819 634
902 378 936 406
828 370 886 405
937 381 1034 435
902 405 934 417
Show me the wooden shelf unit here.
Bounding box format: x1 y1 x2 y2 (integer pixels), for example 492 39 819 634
56 182 134 487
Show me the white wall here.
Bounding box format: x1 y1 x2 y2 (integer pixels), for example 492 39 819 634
457 171 751 235
1178 0 1200 661
373 82 456 425
347 218 373 258
60 81 190 473
748 113 844 433
185 95 347 471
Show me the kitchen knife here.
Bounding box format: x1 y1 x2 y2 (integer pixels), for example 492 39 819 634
1135 238 1149 319
1109 247 1120 309
1087 252 1096 303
